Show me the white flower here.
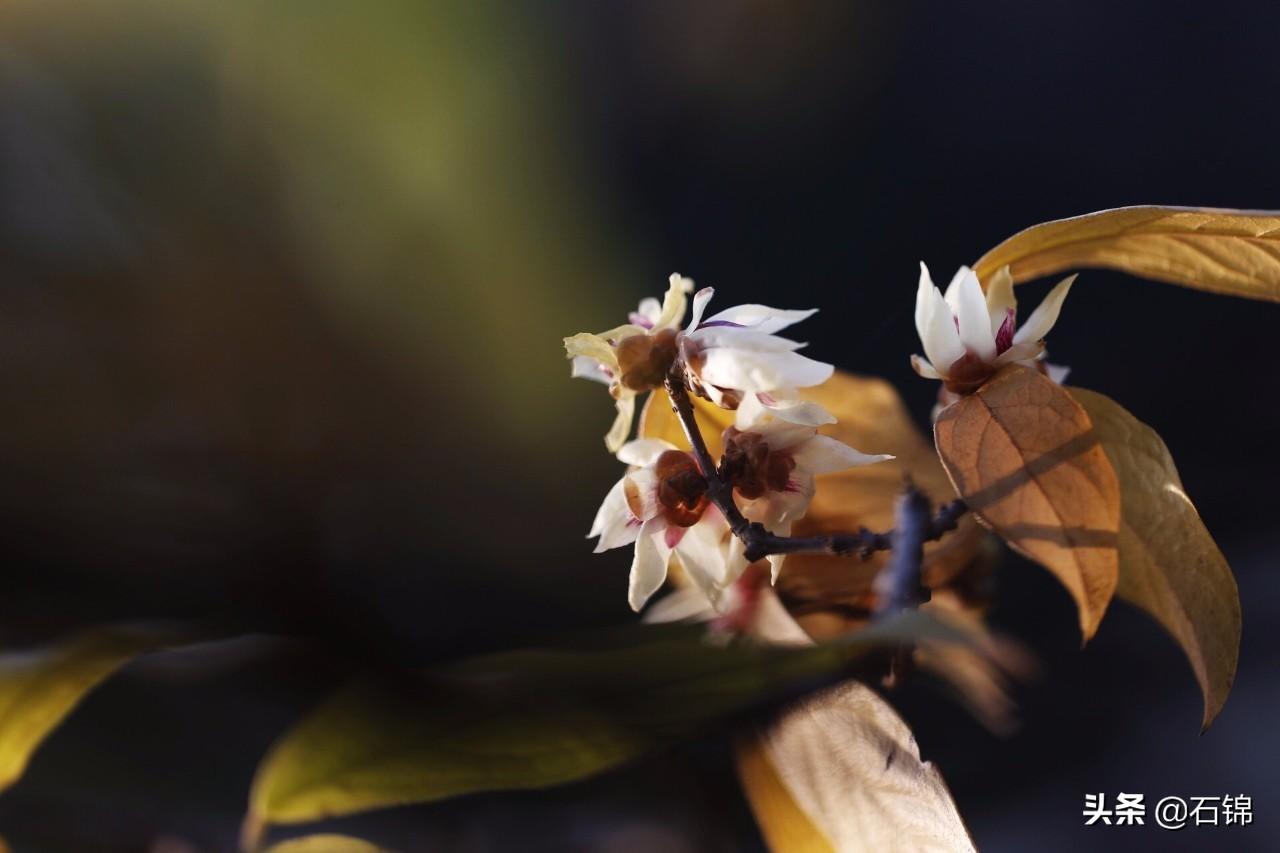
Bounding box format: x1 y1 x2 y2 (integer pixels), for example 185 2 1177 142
721 394 892 583
565 275 694 452
911 263 1075 393
589 437 737 611
681 287 834 408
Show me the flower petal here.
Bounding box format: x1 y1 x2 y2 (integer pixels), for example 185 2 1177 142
699 304 818 334
570 355 612 384
910 354 941 379
918 284 965 376
641 585 716 624
791 434 893 474
914 262 937 348
984 265 1017 337
631 296 662 329
1013 274 1076 345
1045 361 1071 385
699 347 833 393
564 332 619 373
687 287 715 331
687 326 805 352
676 513 733 591
766 520 793 584
759 393 836 426
629 519 673 611
948 267 996 361
590 478 642 552
617 437 677 467
655 274 695 330
605 394 636 453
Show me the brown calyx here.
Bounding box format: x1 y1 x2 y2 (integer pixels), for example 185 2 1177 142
616 328 679 392
720 428 795 499
653 449 709 527
942 352 997 395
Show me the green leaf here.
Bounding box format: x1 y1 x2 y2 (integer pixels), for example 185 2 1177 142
247 615 963 829
972 206 1280 302
1069 388 1241 729
0 624 191 791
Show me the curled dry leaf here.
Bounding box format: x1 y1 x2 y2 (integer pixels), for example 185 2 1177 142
973 205 1280 302
641 372 984 638
1069 387 1240 729
737 681 975 853
933 365 1120 640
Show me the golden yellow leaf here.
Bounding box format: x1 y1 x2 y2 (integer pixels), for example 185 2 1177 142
1069 388 1240 729
972 205 1280 301
641 372 984 638
934 366 1120 639
736 734 835 853
739 682 975 853
263 835 393 853
0 625 185 792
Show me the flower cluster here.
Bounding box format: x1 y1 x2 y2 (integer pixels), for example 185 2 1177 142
567 275 889 611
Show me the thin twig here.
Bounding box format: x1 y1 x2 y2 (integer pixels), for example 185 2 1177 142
663 373 968 566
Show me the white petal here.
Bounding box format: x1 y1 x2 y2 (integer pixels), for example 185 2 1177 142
948 267 996 361
629 519 672 611
655 274 695 330
617 437 676 467
910 354 942 379
992 340 1044 366
984 265 1017 337
641 586 715 624
699 303 818 334
604 394 636 453
766 520 793 584
622 467 660 520
634 296 662 326
752 585 814 645
791 434 893 474
1013 274 1076 345
941 264 972 311
758 393 836 426
918 286 965 377
914 262 936 349
570 355 612 384
1045 362 1071 384
700 348 833 393
687 287 715 331
688 325 805 352
589 478 641 552
675 513 733 594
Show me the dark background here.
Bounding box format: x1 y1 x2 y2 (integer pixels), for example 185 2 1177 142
0 2 1275 850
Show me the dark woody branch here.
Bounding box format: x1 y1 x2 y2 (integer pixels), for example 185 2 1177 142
662 373 968 592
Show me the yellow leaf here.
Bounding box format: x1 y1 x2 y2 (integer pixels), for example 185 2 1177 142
738 682 975 853
263 835 393 853
736 734 835 853
0 625 185 792
640 372 984 638
972 205 1280 301
1069 388 1240 729
934 366 1120 639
